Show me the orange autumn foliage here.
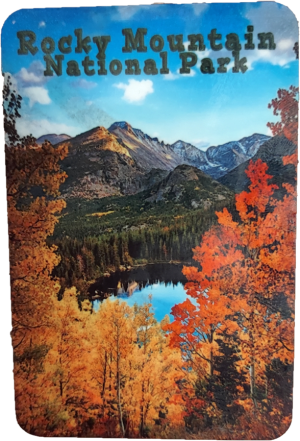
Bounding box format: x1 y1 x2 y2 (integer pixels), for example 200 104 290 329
6 141 69 433
165 158 296 419
88 298 184 437
14 288 93 436
267 85 298 167
7 142 68 352
4 78 70 433
267 86 298 148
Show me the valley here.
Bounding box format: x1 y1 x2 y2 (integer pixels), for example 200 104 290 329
41 121 270 198
42 121 294 302
47 121 295 302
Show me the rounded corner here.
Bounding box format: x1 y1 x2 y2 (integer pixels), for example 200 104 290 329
1 8 24 44
2 8 28 29
271 415 293 441
15 412 38 438
276 2 300 34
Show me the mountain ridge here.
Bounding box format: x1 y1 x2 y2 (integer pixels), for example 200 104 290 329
41 121 273 199
36 133 72 145
40 122 270 179
145 164 233 209
218 135 297 196
109 122 270 178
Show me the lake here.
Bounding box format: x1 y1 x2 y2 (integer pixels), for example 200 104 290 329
89 263 188 321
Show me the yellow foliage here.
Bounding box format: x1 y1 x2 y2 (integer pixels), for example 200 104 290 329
86 210 114 217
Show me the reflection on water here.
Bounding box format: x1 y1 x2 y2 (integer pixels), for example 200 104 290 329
89 263 188 321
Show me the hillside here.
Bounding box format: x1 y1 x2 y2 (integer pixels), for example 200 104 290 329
108 121 185 170
57 126 146 198
145 164 233 209
54 164 234 240
36 133 71 145
39 121 272 200
205 133 270 178
218 136 297 196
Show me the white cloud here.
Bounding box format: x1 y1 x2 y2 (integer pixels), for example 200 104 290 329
93 4 150 24
176 68 196 77
114 6 139 21
38 21 46 28
18 67 43 85
244 2 298 69
192 4 208 16
12 62 51 108
71 78 97 89
163 67 196 81
246 38 296 70
277 39 295 51
15 61 47 87
163 71 178 81
192 139 210 150
114 79 154 103
22 87 51 107
16 118 77 139
111 3 207 23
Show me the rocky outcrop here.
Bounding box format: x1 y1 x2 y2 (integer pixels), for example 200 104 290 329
145 164 233 209
218 136 297 197
58 127 146 199
46 122 271 200
36 133 71 145
205 133 270 178
109 121 185 171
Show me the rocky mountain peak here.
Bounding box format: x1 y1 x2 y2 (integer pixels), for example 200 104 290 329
37 121 275 202
36 133 72 145
146 164 233 207
218 135 296 196
167 164 201 183
109 121 134 134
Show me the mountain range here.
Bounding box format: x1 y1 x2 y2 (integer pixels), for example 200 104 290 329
145 164 233 210
36 133 71 145
39 121 277 199
219 135 297 197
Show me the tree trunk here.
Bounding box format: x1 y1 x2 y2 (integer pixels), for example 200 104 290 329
116 335 125 437
249 310 257 408
60 380 63 397
140 407 144 437
101 351 107 415
209 327 214 377
140 382 145 437
250 362 257 408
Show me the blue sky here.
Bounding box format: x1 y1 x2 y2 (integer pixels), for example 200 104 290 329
1 2 298 148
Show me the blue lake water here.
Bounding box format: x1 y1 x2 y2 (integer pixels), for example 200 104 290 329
90 263 189 322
